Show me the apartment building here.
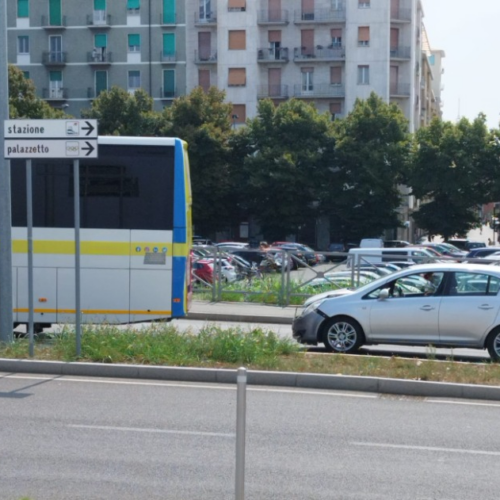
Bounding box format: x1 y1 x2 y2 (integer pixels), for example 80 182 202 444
7 0 186 117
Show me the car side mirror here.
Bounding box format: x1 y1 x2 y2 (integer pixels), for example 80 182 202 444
379 288 390 300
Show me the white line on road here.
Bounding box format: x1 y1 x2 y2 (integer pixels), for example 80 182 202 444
68 424 234 438
427 399 500 408
352 442 500 456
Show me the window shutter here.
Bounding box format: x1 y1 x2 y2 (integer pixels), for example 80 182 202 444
232 105 246 123
331 28 342 38
268 30 281 43
128 34 140 46
163 0 175 23
301 67 313 73
228 30 246 50
50 70 62 82
94 0 106 10
228 68 246 86
18 0 29 18
163 33 175 55
127 0 140 9
330 102 342 114
330 66 341 83
199 70 210 91
228 0 246 9
49 0 62 25
163 70 175 96
94 34 107 48
358 27 370 42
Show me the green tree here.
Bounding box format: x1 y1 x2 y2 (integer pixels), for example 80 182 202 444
409 115 497 240
239 98 334 239
81 86 162 136
322 93 411 243
160 87 234 236
9 64 67 118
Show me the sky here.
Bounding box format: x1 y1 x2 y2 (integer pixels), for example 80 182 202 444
422 0 500 129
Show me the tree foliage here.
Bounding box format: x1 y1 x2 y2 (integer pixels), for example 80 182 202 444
239 99 334 238
409 115 499 239
322 93 411 242
81 86 162 136
160 87 234 235
8 64 67 119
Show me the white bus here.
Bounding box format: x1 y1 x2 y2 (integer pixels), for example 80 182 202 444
11 136 192 332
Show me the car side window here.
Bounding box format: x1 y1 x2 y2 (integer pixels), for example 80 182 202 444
364 272 444 299
451 272 500 296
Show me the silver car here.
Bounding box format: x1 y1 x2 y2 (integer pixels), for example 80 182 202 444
292 263 500 360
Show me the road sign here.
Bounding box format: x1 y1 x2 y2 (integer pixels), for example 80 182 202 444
5 119 98 139
4 139 98 159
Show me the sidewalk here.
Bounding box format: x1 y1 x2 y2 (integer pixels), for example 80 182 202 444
187 300 296 325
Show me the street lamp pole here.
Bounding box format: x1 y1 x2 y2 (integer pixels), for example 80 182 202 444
0 0 13 343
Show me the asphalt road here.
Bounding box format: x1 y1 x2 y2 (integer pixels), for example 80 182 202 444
2 373 500 500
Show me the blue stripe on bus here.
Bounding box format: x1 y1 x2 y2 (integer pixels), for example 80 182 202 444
173 138 186 238
172 256 187 316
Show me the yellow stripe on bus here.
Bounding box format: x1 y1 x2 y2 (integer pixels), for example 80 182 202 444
15 308 172 315
12 240 189 256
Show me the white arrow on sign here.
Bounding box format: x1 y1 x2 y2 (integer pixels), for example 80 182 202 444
4 139 98 159
4 119 98 139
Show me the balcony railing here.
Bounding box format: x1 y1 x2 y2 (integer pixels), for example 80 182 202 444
161 87 176 99
391 7 411 21
87 10 111 26
87 51 113 64
43 87 68 100
42 51 67 65
390 83 411 96
160 51 176 63
294 8 346 23
195 10 217 25
257 9 289 24
41 15 67 28
194 50 217 63
293 45 345 61
257 85 289 99
390 46 411 59
293 83 345 98
257 47 289 63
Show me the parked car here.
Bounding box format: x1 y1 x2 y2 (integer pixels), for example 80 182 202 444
292 262 500 360
420 242 467 258
446 239 486 251
271 242 318 268
383 240 410 248
466 247 500 259
327 242 347 262
215 242 249 252
192 258 238 284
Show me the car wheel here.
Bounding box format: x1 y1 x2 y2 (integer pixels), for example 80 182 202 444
486 327 500 361
321 316 365 354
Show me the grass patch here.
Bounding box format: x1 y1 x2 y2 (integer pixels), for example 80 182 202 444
2 324 500 386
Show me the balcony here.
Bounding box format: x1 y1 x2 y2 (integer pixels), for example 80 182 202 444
195 10 217 26
257 85 289 99
294 8 346 24
87 51 113 65
194 50 217 64
160 51 176 63
41 15 66 29
160 87 176 99
293 45 345 62
293 83 345 98
87 10 111 27
390 83 411 97
391 7 411 22
42 51 67 66
42 87 68 100
390 46 411 59
257 47 289 63
160 12 177 25
257 9 289 24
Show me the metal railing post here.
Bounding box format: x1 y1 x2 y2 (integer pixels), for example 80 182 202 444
235 367 247 500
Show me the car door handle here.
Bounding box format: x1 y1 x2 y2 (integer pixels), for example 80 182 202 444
479 305 495 310
420 305 435 311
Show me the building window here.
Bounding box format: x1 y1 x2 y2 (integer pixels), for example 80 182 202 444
163 69 175 98
331 28 342 48
163 0 176 23
92 33 107 61
228 68 246 86
18 36 29 54
357 65 369 84
49 70 63 98
301 68 314 92
330 101 342 119
128 70 141 91
49 0 62 26
330 66 341 85
127 0 140 12
358 0 370 7
198 69 210 92
358 27 370 46
231 104 246 124
128 34 141 52
228 0 246 11
162 33 175 60
228 30 246 50
17 0 29 18
23 71 30 80
95 70 108 96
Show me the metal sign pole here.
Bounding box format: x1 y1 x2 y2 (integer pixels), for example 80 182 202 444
0 0 13 344
26 160 34 357
235 367 247 500
74 159 81 356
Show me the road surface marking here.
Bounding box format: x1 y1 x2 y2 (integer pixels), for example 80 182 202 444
352 442 500 456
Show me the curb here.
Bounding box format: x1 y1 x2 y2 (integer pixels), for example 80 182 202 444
2 358 500 402
186 311 293 325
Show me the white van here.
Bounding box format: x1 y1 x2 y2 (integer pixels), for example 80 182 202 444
347 247 437 268
359 238 384 248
